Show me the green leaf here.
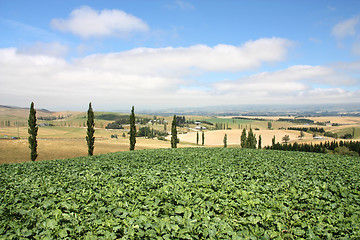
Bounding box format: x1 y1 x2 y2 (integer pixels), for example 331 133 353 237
59 229 68 238
293 228 305 236
46 219 57 229
175 206 185 214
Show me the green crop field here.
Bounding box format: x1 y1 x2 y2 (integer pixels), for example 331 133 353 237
1 148 359 239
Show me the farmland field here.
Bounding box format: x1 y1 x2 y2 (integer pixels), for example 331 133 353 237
1 148 359 239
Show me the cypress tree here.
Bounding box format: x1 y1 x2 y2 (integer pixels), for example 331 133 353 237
246 128 257 148
196 131 199 145
272 135 276 147
202 131 205 146
86 102 95 156
28 102 38 161
241 128 247 148
171 115 178 148
129 106 136 151
223 134 227 148
258 135 262 149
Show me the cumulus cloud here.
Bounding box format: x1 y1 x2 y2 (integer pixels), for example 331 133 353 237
0 38 359 110
75 37 292 75
212 65 331 94
211 65 360 104
332 16 360 39
17 42 69 58
51 6 149 38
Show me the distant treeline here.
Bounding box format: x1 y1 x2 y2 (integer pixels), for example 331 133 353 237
232 117 267 121
105 116 155 129
137 126 167 139
38 115 68 120
287 127 325 133
278 118 315 124
266 140 360 156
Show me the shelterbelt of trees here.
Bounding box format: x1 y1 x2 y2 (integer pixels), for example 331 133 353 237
266 140 360 156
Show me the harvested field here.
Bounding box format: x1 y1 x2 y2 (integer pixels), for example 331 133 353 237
0 138 192 164
177 129 312 147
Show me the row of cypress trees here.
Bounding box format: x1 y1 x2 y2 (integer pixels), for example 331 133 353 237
28 102 180 161
86 103 138 155
222 128 262 149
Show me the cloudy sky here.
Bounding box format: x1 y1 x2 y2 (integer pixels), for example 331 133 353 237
1 0 360 111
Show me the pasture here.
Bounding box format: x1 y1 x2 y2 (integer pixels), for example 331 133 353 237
0 126 192 164
1 105 360 164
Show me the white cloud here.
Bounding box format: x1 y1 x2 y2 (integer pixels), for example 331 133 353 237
51 6 149 38
212 65 331 94
332 16 360 39
17 42 69 58
0 38 359 110
211 65 360 104
76 37 292 75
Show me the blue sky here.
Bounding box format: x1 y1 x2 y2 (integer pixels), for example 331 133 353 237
0 0 359 111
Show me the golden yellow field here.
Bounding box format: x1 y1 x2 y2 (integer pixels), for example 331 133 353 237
177 129 314 147
0 125 193 164
1 108 360 164
0 137 194 164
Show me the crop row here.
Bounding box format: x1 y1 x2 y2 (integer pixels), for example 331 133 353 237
0 148 359 239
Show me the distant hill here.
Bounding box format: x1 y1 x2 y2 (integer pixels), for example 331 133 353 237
0 105 53 113
139 103 360 116
0 105 54 119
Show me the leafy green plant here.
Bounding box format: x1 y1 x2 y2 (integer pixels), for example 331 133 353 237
1 148 359 239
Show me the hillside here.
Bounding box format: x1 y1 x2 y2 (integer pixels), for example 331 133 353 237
1 148 359 239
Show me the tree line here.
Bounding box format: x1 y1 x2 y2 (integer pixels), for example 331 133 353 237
265 139 360 156
27 102 181 161
221 128 262 149
287 127 325 134
26 102 359 161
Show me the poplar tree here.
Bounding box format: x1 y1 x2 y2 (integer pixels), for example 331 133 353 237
171 115 178 148
196 131 199 145
28 102 38 161
129 106 136 151
86 102 95 156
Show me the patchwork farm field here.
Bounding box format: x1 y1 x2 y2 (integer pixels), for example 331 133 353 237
1 148 359 239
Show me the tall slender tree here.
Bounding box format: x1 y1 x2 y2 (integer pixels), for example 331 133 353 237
272 135 276 147
241 128 247 148
86 102 95 156
223 134 227 148
196 131 199 145
171 115 178 148
202 131 205 146
246 128 257 148
28 102 38 161
258 135 262 149
129 106 136 151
